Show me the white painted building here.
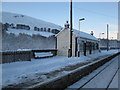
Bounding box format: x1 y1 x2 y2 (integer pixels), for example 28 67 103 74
56 28 99 57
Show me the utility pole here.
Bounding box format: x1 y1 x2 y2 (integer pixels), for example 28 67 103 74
69 0 73 57
107 24 109 51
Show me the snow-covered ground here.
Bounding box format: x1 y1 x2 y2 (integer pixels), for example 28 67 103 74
1 50 119 87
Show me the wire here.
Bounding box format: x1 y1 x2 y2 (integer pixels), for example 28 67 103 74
73 6 117 20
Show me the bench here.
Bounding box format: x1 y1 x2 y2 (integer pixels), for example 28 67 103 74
32 49 57 59
34 52 53 59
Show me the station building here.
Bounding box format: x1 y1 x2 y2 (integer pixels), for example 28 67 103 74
56 27 99 57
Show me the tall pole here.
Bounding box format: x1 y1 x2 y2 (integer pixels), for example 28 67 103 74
79 20 80 31
107 24 109 51
70 0 73 57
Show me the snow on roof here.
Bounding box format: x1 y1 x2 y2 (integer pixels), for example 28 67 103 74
56 29 98 41
73 29 98 41
7 29 55 38
1 12 63 30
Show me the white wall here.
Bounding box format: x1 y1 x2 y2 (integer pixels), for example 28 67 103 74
57 29 70 56
57 29 76 57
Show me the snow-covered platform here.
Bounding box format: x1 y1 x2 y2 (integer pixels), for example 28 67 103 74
1 50 120 88
67 54 119 89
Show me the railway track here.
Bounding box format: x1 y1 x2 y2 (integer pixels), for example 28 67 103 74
106 67 119 90
68 55 119 89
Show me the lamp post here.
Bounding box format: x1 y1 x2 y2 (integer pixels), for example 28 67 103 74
79 18 85 31
77 18 85 57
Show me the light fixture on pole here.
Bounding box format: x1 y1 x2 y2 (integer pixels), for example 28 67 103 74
77 18 85 57
79 18 85 31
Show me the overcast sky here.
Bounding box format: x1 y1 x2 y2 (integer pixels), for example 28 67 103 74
2 2 118 39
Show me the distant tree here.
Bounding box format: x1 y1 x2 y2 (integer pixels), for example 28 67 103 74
10 23 15 29
41 28 43 31
39 28 41 31
51 29 60 34
16 24 25 29
4 23 9 30
34 27 38 31
48 28 51 32
55 29 60 34
52 29 56 34
0 23 2 30
16 24 20 29
26 25 30 30
37 28 39 31
13 26 15 29
22 25 26 29
20 24 23 29
0 23 7 33
5 23 9 28
21 15 24 17
44 28 46 32
14 16 17 18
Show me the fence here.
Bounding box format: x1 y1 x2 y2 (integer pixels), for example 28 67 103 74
1 49 57 64
1 50 32 64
